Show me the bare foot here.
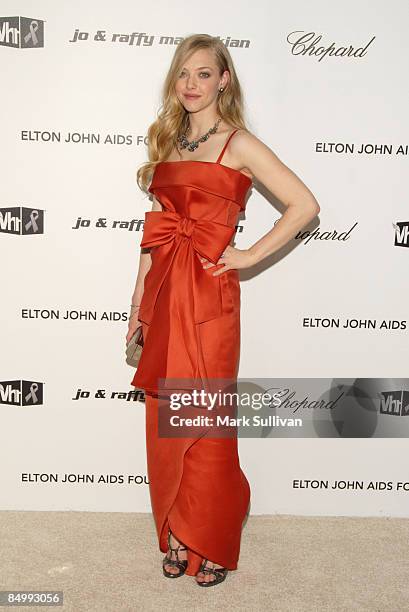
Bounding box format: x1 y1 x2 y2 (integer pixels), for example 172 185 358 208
163 531 188 576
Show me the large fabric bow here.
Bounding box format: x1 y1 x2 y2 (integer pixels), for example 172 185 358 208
138 210 236 325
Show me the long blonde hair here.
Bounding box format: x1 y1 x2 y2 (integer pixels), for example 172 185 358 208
137 33 249 193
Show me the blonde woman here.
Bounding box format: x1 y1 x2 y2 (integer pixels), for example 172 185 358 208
128 33 320 587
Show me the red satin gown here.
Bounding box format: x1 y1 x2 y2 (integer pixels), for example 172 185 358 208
130 129 251 576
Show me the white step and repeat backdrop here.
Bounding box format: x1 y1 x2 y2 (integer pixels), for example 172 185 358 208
1 1 408 516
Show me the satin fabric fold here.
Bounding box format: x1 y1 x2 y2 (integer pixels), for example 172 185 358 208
145 392 251 576
138 210 235 325
133 206 243 393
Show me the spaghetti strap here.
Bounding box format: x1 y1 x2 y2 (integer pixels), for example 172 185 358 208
216 129 239 164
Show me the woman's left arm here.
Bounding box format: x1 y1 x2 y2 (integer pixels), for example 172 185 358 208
209 130 320 276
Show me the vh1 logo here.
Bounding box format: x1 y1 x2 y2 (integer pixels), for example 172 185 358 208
380 391 409 417
0 207 44 235
0 16 44 48
0 380 44 406
393 222 409 248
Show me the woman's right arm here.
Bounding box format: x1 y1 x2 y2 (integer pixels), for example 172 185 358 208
126 195 163 342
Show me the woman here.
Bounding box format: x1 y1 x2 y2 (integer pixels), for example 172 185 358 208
127 33 320 587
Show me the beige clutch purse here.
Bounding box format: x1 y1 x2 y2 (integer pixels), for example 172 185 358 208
126 326 144 368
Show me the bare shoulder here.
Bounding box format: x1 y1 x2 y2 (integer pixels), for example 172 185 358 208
220 128 255 179
227 129 274 179
230 129 290 179
230 129 272 160
230 129 320 211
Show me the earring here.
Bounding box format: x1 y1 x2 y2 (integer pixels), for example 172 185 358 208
219 87 224 92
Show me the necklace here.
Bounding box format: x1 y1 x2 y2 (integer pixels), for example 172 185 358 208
177 117 222 153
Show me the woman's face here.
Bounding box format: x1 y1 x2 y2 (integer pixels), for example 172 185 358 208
175 48 229 112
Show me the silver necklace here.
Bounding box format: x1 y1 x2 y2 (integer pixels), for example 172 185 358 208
177 117 222 153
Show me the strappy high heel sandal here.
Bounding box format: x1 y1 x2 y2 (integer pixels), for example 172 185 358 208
195 558 228 587
162 530 188 578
